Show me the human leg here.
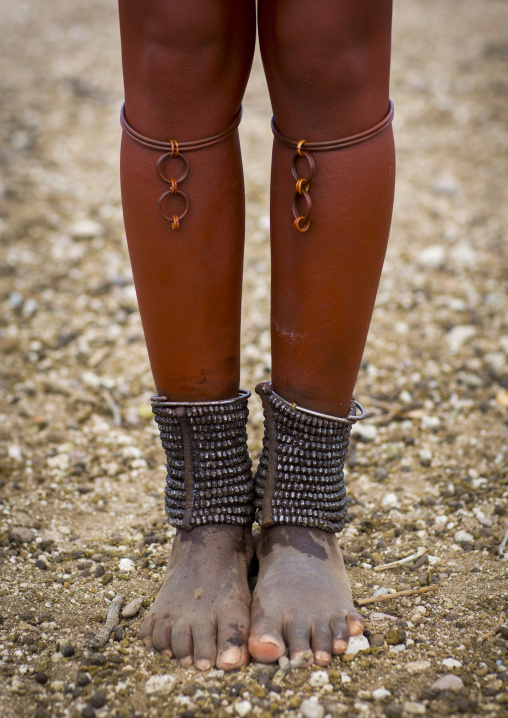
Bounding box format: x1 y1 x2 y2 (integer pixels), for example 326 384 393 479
250 0 395 665
118 0 256 670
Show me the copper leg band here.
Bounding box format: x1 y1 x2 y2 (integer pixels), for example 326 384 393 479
120 104 243 232
254 382 366 533
271 100 394 233
152 391 254 530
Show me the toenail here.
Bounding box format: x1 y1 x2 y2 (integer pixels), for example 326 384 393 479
195 658 213 671
142 638 153 649
220 646 242 665
257 635 280 646
161 649 173 659
333 639 348 652
315 650 331 663
179 656 193 667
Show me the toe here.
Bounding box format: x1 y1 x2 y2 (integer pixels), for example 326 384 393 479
139 613 156 648
217 611 250 671
346 610 364 636
330 616 350 654
152 617 173 656
311 622 332 666
286 621 313 665
248 621 285 664
171 622 193 666
192 620 217 671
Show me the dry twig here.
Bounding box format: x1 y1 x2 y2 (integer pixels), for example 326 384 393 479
357 584 438 606
373 547 428 572
86 593 124 648
498 530 508 558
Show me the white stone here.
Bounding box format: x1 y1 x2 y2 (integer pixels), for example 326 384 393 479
417 245 445 269
351 424 378 443
122 597 143 618
419 449 432 467
300 698 325 718
403 701 426 715
344 635 370 655
421 415 441 430
453 530 473 544
406 660 431 673
119 558 135 572
446 325 476 353
69 219 104 238
8 445 23 461
235 700 252 717
309 671 329 688
9 527 34 543
382 493 400 510
442 657 462 669
389 644 406 653
369 612 397 622
373 587 391 597
340 672 351 684
430 674 464 692
145 674 176 695
372 687 391 700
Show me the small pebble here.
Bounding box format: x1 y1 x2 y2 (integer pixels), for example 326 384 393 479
62 644 75 657
76 673 91 687
403 701 426 715
81 707 95 718
382 493 400 510
372 687 391 700
35 560 47 571
235 701 252 717
145 674 176 695
442 657 462 669
454 530 473 545
94 565 105 578
369 634 385 647
352 424 378 443
300 698 325 718
309 670 330 688
9 527 34 543
89 692 106 708
341 672 351 684
122 597 143 618
35 672 48 685
113 627 125 641
430 674 464 692
119 558 135 572
406 660 431 673
345 635 370 655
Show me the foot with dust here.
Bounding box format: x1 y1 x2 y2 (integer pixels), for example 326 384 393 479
139 525 254 671
249 525 364 666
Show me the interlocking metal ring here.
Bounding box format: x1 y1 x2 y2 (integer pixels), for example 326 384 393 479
158 189 190 231
292 190 312 233
156 152 190 185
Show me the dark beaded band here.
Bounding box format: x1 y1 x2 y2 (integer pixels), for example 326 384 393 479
152 391 254 531
254 382 365 533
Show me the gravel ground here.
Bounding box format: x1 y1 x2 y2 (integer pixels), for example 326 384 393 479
1 1 508 717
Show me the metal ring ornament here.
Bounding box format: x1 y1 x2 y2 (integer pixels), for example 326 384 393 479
158 189 190 228
292 190 312 233
291 150 315 186
156 152 190 185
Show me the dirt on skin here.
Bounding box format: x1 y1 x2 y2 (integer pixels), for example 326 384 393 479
1 1 508 717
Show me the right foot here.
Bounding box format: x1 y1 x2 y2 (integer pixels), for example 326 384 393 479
139 525 253 671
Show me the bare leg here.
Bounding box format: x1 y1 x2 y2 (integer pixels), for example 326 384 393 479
118 0 256 670
250 0 395 665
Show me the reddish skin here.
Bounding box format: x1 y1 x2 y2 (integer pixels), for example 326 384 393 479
251 0 394 666
119 0 394 668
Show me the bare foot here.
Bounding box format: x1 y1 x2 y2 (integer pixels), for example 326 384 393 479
248 525 364 667
140 525 253 671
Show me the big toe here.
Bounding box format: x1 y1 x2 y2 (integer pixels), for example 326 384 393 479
248 606 285 663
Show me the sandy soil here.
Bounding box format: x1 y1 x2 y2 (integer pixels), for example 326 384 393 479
0 1 507 717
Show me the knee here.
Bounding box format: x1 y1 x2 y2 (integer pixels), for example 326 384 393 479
261 2 392 130
124 0 229 72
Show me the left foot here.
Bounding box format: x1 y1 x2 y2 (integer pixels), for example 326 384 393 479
248 525 364 666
